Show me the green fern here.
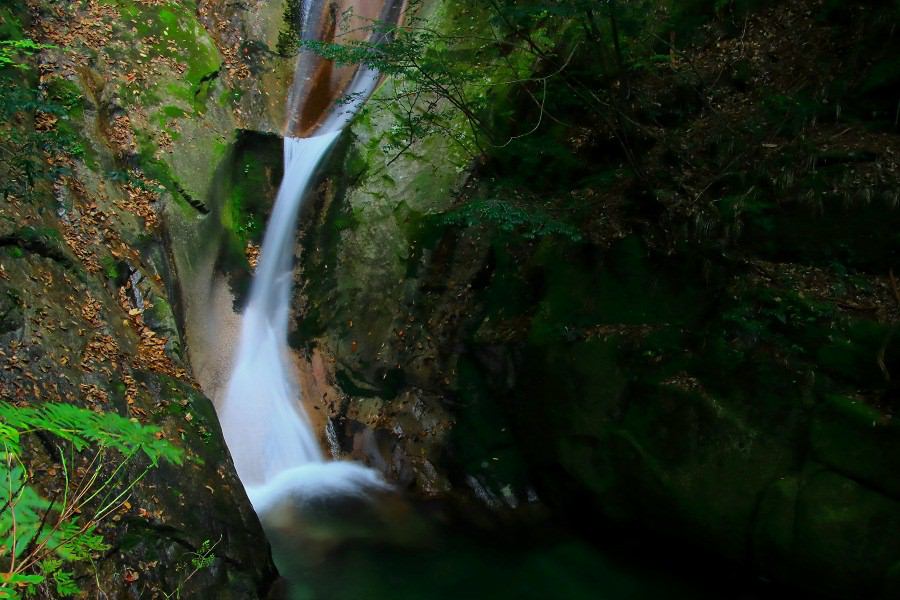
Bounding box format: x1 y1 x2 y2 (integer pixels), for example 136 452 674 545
50 569 79 597
0 574 42 600
0 402 183 465
440 198 582 242
0 39 54 70
1 402 181 598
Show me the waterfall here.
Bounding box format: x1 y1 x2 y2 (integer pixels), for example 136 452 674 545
218 133 334 485
218 91 389 518
214 0 408 517
219 128 388 515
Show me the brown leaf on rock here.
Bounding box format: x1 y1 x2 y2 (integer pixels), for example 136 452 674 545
80 333 120 371
27 0 117 49
245 241 260 270
156 130 173 154
109 114 136 156
35 112 58 132
220 45 251 81
120 174 160 229
117 284 188 381
81 295 103 328
79 383 110 406
122 373 139 408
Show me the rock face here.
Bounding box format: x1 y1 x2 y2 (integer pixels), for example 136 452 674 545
286 1 900 598
0 0 299 595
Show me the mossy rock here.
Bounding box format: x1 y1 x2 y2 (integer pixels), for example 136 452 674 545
555 381 796 562
754 466 900 599
0 283 24 334
810 395 900 500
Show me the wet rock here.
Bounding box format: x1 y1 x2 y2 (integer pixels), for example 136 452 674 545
754 467 900 599
6 0 289 594
810 394 900 500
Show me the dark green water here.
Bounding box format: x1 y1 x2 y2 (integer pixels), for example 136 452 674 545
263 491 788 600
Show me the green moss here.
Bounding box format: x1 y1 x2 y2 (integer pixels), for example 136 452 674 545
100 255 121 280
810 395 900 499
113 0 221 114
450 356 531 492
162 105 188 119
132 128 194 214
527 236 708 344
753 475 801 576
19 225 61 242
478 240 532 320
218 87 243 107
219 135 282 244
792 468 900 596
45 77 84 119
514 320 804 558
0 8 25 40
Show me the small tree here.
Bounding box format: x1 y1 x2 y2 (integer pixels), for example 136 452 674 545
297 0 654 161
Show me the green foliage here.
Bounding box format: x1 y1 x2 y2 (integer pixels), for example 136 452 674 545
440 198 582 242
668 0 773 41
0 40 54 70
190 538 217 571
0 452 104 598
164 536 221 599
275 0 303 56
1 402 180 598
297 0 672 233
49 568 79 597
300 17 496 155
0 574 42 600
0 70 86 200
0 402 183 465
762 91 822 135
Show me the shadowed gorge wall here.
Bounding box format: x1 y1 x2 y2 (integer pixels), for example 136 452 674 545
291 1 900 597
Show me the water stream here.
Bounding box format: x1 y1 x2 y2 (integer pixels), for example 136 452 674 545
218 2 395 516
218 130 390 515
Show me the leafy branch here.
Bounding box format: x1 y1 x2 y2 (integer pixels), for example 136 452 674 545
440 197 582 242
0 40 55 70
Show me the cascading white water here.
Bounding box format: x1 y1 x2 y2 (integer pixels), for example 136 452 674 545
216 0 409 517
218 134 334 483
218 80 388 517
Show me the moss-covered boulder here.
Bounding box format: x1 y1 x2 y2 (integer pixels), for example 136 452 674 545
754 467 900 598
